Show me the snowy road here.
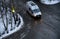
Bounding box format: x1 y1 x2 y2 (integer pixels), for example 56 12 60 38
1 0 60 39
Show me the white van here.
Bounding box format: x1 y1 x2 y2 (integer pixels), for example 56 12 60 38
26 1 42 19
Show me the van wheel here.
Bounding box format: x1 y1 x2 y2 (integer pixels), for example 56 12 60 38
26 11 29 13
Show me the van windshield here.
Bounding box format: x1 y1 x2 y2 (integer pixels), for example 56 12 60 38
31 3 35 6
33 9 40 13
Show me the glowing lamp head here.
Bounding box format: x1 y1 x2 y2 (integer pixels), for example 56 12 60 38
12 6 15 13
12 9 15 13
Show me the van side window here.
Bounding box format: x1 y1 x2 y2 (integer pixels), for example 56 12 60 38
29 8 33 13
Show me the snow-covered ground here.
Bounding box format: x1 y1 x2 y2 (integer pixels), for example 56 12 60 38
40 0 60 5
0 7 24 39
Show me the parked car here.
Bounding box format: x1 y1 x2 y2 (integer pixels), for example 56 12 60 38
26 1 42 19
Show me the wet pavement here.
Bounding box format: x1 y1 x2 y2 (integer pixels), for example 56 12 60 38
3 0 60 39
23 2 60 39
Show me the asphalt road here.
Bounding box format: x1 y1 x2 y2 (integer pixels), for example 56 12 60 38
23 1 60 39
3 0 60 39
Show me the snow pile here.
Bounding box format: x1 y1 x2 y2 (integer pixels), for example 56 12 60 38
0 7 24 39
40 0 60 5
0 19 5 35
